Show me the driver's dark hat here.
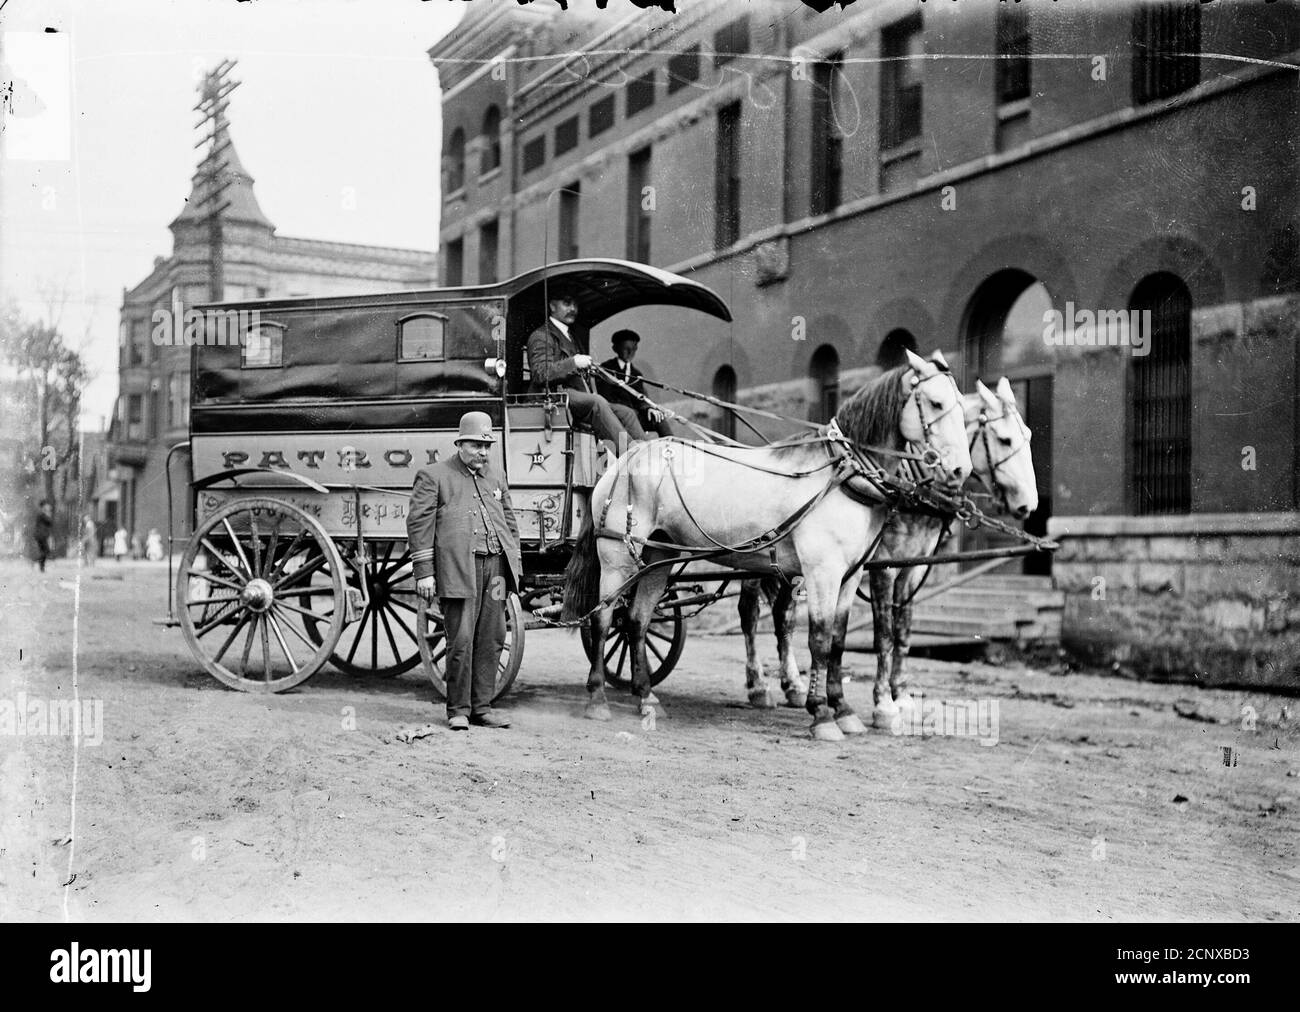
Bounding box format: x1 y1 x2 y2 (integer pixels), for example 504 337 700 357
545 280 576 303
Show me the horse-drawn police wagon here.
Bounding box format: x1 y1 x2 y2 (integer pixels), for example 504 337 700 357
163 256 1053 738
162 259 732 695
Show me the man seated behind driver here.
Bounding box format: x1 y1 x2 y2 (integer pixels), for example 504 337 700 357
526 283 647 454
597 329 674 438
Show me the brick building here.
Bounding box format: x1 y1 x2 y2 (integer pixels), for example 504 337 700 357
110 138 438 543
430 0 1299 687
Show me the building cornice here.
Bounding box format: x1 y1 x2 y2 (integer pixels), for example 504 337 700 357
513 1 717 126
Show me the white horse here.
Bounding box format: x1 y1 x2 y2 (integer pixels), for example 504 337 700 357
563 349 972 741
737 376 1038 719
866 376 1038 728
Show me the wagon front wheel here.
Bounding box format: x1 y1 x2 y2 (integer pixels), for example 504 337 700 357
416 592 525 704
177 497 346 693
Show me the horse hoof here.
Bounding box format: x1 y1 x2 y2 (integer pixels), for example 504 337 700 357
585 702 612 722
784 690 808 709
811 720 845 742
642 691 659 706
748 686 777 709
872 707 904 733
836 712 868 735
894 693 916 714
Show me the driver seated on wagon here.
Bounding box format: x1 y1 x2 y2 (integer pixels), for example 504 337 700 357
526 283 650 455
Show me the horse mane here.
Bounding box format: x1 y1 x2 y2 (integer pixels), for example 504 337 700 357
836 365 910 452
765 364 910 465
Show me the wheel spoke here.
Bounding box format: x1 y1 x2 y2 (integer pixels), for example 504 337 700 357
274 553 328 591
345 606 372 665
240 614 258 676
260 614 272 681
221 518 255 578
271 604 320 652
200 537 247 581
250 516 262 577
185 595 241 608
288 585 339 598
275 597 331 621
378 606 402 662
371 602 380 669
195 604 241 638
388 594 420 616
646 636 666 664
265 529 307 583
262 525 280 578
190 569 243 593
212 612 250 663
614 640 628 680
267 612 300 674
647 627 676 643
603 635 620 666
386 603 417 645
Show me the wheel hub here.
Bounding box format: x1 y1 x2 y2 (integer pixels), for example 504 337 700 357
241 578 275 612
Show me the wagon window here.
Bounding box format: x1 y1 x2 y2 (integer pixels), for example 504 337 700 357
241 321 284 369
399 314 447 361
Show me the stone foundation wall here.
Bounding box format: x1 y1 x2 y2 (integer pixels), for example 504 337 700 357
1048 513 1300 690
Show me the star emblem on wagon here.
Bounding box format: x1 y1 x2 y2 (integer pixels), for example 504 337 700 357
526 444 551 472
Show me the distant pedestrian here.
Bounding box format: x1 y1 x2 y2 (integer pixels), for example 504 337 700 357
32 500 54 573
81 515 97 566
145 528 164 561
113 527 128 563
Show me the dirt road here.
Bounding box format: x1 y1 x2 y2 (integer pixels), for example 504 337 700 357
2 559 1296 921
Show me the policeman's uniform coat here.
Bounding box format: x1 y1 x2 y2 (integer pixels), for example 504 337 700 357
407 455 522 598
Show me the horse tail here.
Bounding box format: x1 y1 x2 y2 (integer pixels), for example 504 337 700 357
562 507 600 622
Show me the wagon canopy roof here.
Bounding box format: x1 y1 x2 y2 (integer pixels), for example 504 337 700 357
192 259 732 326
499 259 733 328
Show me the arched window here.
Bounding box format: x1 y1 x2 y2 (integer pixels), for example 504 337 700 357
398 313 447 361
712 365 737 440
876 328 919 370
808 344 839 424
242 321 285 369
481 106 501 174
447 127 466 193
961 269 1057 574
1129 272 1192 515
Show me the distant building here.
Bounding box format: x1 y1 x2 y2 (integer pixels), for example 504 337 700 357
431 0 1300 685
109 138 438 543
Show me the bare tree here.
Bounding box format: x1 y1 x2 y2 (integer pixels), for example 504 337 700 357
0 300 90 548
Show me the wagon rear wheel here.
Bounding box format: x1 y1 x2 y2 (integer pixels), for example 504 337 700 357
177 497 346 693
301 540 423 677
416 593 525 704
583 589 686 691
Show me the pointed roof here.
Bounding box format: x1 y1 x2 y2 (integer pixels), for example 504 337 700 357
170 137 274 231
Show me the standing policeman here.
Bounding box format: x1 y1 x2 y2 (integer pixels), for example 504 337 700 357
408 411 522 730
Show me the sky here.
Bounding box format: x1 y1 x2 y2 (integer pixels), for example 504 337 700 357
1 0 471 429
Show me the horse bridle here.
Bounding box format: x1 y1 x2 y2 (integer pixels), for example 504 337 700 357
906 367 965 471
969 403 1032 504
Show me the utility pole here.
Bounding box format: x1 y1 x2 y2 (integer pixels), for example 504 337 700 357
193 60 240 302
